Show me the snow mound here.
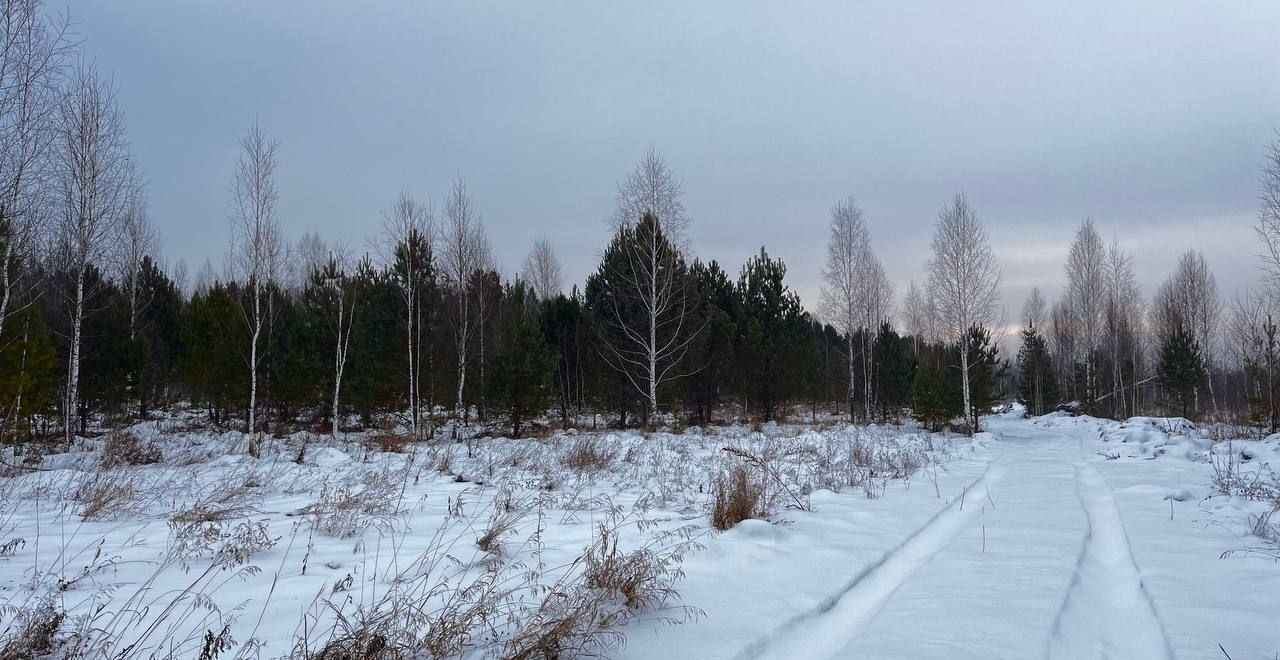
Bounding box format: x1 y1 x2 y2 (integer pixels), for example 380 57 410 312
306 446 352 467
1094 417 1211 462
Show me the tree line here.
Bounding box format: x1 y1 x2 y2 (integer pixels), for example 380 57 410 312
1 0 1277 444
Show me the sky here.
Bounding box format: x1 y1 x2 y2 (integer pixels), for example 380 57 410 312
65 1 1280 325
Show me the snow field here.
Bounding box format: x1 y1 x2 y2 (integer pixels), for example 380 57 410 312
0 419 943 658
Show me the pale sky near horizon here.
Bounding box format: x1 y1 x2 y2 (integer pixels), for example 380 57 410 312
65 1 1278 326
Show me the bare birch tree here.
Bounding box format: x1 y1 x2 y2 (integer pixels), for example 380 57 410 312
228 121 285 443
472 228 497 423
292 231 328 292
54 62 132 440
1049 297 1077 398
597 148 701 425
1258 130 1280 294
610 145 690 250
1064 218 1106 402
441 177 484 436
380 192 434 439
117 170 157 341
902 280 928 354
522 237 563 300
308 246 357 439
1102 238 1144 416
1022 287 1046 329
0 0 71 341
820 196 869 422
926 193 1001 433
821 196 894 420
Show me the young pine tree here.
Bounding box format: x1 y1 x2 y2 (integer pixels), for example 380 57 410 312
1016 322 1058 416
959 325 1007 432
911 359 961 432
874 322 916 422
487 282 557 437
735 248 808 421
0 303 57 443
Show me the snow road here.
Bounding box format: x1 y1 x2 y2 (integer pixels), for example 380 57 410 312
618 415 1280 660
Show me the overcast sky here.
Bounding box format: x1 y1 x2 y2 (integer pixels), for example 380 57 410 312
67 1 1279 322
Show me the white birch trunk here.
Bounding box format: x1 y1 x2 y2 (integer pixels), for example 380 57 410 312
960 336 973 433
65 269 85 442
248 281 261 435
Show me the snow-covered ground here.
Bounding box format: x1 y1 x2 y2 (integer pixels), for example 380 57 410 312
1 412 1277 658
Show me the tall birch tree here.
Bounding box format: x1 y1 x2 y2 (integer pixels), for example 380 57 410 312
596 148 700 425
441 177 484 436
54 63 132 439
522 237 563 301
228 121 285 442
1064 218 1106 402
926 193 1001 433
381 193 434 439
0 0 70 342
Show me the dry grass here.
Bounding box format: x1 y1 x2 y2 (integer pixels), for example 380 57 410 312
99 431 163 469
297 469 405 537
563 435 616 473
293 504 700 660
74 469 142 521
712 465 761 531
367 433 409 454
476 510 525 556
0 603 64 660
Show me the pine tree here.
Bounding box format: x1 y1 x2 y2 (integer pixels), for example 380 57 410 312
344 267 405 426
1157 325 1205 419
1016 322 1057 416
911 360 961 431
960 325 1007 432
487 282 556 437
0 302 57 443
76 267 136 431
135 257 184 418
182 282 248 428
541 288 588 428
735 248 807 421
682 259 736 425
874 322 915 422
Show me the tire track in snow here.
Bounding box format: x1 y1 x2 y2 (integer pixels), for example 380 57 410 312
736 459 1005 660
1044 462 1175 660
